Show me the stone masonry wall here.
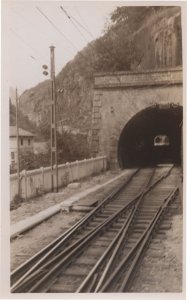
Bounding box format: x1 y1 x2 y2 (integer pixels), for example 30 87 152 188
91 68 182 168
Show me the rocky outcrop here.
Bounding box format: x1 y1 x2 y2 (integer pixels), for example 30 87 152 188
133 7 182 70
19 6 182 150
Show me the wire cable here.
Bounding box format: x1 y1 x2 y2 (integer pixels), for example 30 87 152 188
11 9 54 50
59 4 123 77
36 6 94 69
10 28 38 61
9 27 50 63
36 6 78 55
61 5 95 39
10 8 75 66
60 5 90 43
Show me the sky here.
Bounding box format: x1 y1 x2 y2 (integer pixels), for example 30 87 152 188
3 0 126 94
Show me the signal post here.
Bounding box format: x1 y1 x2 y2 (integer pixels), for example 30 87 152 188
42 46 58 192
50 45 58 192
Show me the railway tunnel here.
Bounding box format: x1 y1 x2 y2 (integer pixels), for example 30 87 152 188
91 68 182 168
118 104 183 168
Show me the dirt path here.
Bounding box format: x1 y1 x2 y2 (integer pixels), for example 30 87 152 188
11 170 122 224
11 210 85 271
11 170 127 270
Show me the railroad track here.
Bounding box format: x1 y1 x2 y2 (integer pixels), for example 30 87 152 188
11 166 180 293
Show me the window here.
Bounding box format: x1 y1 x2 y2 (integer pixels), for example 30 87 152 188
11 152 15 160
28 138 31 146
20 138 23 146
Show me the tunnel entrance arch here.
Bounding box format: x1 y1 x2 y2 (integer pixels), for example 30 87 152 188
118 104 182 168
91 68 182 168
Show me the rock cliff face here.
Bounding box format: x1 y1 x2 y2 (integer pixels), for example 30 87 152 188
10 99 37 134
135 7 182 70
19 6 182 149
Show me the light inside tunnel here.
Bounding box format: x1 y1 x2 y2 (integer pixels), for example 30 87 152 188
118 104 183 168
154 135 170 146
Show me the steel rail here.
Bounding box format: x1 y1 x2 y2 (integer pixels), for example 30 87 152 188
19 167 171 292
87 273 98 292
94 172 154 292
76 206 136 292
99 188 178 292
11 168 139 288
14 168 157 292
119 188 179 292
76 168 156 292
11 194 137 292
17 200 137 292
12 166 173 293
11 213 89 284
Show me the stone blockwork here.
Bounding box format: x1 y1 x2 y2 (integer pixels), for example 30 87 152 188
91 68 182 168
91 93 103 157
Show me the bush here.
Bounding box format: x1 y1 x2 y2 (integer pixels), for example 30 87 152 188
10 194 24 210
57 131 90 164
10 131 90 174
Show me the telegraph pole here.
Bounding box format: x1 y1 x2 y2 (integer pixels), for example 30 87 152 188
15 88 20 196
50 45 58 192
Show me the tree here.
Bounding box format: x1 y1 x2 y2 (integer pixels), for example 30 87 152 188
18 150 50 171
57 131 89 164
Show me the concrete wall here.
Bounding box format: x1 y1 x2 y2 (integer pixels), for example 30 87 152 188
91 68 182 168
10 156 107 202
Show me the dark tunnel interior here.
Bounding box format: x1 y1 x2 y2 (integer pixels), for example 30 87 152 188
118 105 183 168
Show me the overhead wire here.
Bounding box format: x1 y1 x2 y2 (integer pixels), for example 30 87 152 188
10 3 124 83
72 17 95 39
11 8 56 53
12 4 122 86
10 28 36 56
36 6 78 55
60 3 124 62
10 7 77 72
73 6 94 38
12 4 134 138
36 3 123 91
59 4 119 60
16 4 120 132
59 4 124 81
9 6 88 130
59 5 99 67
60 5 90 43
67 17 89 43
36 5 95 70
10 28 39 62
35 5 97 75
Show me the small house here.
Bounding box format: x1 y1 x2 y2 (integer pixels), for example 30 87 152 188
10 126 35 170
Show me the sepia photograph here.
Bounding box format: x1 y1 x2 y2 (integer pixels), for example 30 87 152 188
0 0 185 297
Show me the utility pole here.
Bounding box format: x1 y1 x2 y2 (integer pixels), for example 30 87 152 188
15 88 20 196
50 45 58 192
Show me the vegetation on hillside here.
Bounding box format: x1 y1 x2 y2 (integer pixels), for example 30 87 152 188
18 6 181 163
9 99 37 134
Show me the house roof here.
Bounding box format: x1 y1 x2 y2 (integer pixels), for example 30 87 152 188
10 126 35 137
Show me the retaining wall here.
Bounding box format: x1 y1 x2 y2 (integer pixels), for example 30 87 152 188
10 156 107 202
